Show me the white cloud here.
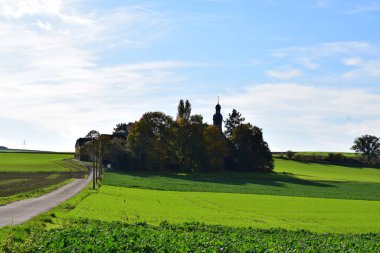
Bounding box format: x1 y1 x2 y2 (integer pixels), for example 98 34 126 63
342 59 380 79
36 20 53 31
297 58 319 69
342 57 362 66
199 83 380 151
271 41 380 84
266 68 303 80
0 0 183 151
0 0 61 18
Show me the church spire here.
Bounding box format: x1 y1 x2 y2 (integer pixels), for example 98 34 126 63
213 97 223 130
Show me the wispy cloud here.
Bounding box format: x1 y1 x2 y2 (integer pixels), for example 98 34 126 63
204 83 380 151
347 2 380 14
266 68 303 80
273 41 374 59
0 0 189 150
342 59 380 78
269 41 380 84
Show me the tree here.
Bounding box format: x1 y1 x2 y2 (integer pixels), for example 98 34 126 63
102 138 131 171
286 150 296 160
203 126 228 171
224 109 245 137
85 130 100 139
113 123 128 133
228 124 273 172
351 135 380 163
176 99 191 125
173 121 207 172
190 114 203 124
127 112 174 170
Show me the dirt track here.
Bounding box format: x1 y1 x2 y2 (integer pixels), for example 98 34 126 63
0 171 92 227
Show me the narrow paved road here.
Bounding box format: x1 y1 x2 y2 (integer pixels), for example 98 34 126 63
0 171 92 227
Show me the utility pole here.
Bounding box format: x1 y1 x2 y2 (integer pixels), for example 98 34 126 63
98 138 102 179
92 139 96 189
22 139 27 150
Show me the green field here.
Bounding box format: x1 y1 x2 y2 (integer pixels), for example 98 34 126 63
103 159 380 200
275 159 380 182
9 220 380 252
62 185 380 233
0 153 88 205
0 153 81 172
2 156 380 251
57 158 380 233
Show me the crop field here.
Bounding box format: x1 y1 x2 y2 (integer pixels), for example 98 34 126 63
0 152 82 172
0 153 88 204
62 185 380 233
103 159 380 201
5 220 380 252
275 159 380 182
1 156 380 251
0 171 86 198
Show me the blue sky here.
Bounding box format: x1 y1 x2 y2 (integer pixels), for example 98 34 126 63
0 0 379 152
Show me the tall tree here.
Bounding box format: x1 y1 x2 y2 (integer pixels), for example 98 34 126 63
176 99 191 125
351 135 380 163
224 109 245 137
184 100 191 122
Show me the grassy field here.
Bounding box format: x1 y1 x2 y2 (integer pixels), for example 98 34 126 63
62 185 380 233
69 158 380 233
275 159 380 182
0 153 83 172
102 159 380 201
1 155 380 251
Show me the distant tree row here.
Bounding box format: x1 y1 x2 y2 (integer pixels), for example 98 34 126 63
81 100 273 173
278 135 380 167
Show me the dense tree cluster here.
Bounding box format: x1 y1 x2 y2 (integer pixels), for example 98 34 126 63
80 100 273 173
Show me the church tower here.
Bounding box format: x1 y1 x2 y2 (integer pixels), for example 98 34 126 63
213 98 223 130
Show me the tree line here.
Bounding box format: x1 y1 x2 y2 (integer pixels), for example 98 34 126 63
79 100 273 173
278 135 380 167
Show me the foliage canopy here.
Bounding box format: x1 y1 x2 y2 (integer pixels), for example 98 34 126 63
351 134 380 163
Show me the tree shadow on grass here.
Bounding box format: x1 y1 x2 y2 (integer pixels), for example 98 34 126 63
109 170 334 188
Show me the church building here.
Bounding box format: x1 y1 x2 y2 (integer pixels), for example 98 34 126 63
213 99 223 130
